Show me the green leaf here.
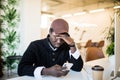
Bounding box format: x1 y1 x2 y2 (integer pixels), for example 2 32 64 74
106 42 114 56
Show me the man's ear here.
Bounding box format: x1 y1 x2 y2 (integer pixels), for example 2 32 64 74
49 28 54 33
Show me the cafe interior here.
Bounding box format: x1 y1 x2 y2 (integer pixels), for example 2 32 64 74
0 0 120 80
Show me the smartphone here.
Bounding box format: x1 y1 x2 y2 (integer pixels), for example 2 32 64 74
62 62 73 71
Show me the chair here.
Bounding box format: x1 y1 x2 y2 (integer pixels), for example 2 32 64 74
85 47 105 62
84 40 92 48
98 40 104 48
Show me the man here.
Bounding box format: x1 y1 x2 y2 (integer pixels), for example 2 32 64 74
18 19 83 79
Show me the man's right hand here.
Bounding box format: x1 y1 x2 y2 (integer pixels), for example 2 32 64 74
41 64 69 77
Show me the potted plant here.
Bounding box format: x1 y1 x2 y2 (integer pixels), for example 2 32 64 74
0 39 3 77
106 42 114 56
0 0 20 76
0 1 4 77
106 0 120 57
106 24 114 56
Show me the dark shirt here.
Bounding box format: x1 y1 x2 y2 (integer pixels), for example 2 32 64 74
18 37 83 76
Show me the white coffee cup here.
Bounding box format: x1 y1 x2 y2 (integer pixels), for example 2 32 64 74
92 65 104 80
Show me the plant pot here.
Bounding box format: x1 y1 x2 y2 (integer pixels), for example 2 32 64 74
0 70 3 77
108 55 115 66
0 58 3 77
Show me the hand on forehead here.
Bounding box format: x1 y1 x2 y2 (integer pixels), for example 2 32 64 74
53 32 70 37
59 33 70 37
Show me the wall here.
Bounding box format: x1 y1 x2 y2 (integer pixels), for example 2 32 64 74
64 9 114 59
115 12 120 75
65 10 113 43
18 0 41 55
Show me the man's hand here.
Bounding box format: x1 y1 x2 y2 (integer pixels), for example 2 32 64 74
59 34 75 46
41 65 69 77
59 34 76 53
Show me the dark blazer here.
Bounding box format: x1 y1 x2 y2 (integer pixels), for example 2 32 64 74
18 38 83 76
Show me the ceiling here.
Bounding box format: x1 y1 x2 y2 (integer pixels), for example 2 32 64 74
41 0 115 16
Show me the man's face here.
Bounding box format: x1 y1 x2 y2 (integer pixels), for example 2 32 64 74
49 32 69 48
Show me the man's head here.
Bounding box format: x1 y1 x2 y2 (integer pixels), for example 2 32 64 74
50 19 69 34
49 19 69 48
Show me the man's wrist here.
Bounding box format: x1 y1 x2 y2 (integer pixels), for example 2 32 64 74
69 44 75 47
34 67 44 79
41 68 45 75
69 42 75 47
41 68 48 75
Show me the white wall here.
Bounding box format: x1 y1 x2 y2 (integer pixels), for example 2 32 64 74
65 10 114 57
18 0 41 55
64 10 113 43
115 12 120 76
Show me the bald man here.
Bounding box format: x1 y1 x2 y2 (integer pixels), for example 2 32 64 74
18 19 83 79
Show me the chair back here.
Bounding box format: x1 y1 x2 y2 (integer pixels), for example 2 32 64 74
85 47 105 62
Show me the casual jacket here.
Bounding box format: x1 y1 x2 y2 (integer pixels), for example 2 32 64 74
18 38 83 76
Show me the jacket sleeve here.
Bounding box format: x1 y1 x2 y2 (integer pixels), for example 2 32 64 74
18 42 38 76
68 48 84 71
69 55 83 71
